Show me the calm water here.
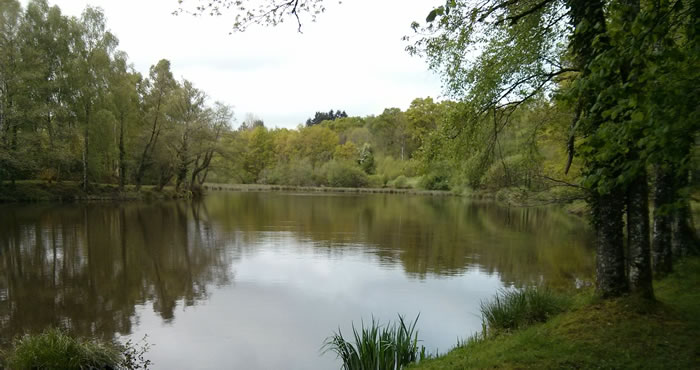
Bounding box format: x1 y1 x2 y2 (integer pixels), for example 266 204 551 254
0 192 594 369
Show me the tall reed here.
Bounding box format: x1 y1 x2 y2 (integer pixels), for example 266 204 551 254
480 286 568 333
322 315 427 370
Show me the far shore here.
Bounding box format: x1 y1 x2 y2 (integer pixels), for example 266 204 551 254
202 183 455 196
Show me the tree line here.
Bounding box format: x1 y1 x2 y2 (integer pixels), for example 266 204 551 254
0 0 232 193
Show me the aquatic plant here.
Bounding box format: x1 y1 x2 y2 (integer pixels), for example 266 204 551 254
323 315 427 370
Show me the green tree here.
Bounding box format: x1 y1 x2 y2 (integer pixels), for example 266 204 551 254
109 51 143 190
134 59 177 190
0 0 25 186
357 143 375 175
189 102 233 188
69 6 118 191
408 0 697 298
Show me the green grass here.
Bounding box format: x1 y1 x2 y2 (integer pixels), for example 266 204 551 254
323 315 428 370
411 258 700 369
4 328 122 370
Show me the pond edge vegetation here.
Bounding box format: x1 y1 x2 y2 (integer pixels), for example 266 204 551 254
410 257 700 369
0 329 151 370
324 258 699 369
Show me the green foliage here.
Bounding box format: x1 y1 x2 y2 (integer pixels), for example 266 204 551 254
388 175 410 189
4 328 151 370
334 141 358 161
0 2 230 192
321 160 368 188
480 286 569 333
357 143 376 175
322 315 427 370
367 174 385 188
482 154 542 191
418 160 452 191
259 158 316 186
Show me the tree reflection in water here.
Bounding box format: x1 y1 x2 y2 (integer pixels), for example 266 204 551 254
0 192 593 352
0 201 232 346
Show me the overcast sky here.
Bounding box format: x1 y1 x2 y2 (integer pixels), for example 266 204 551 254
21 0 444 129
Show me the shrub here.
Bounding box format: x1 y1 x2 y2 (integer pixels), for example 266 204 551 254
258 159 317 187
388 175 410 189
5 329 151 370
480 286 568 333
376 156 421 183
367 174 386 188
322 315 427 370
419 173 450 191
321 160 368 188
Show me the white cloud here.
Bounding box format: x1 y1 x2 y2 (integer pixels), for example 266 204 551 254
20 0 444 128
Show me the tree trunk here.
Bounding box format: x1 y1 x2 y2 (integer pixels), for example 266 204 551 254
592 190 628 298
118 112 126 191
82 105 90 192
626 171 653 298
157 168 173 192
135 92 163 191
672 171 698 257
175 132 189 192
652 165 674 278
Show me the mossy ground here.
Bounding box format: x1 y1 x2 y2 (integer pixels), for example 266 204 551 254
412 258 700 369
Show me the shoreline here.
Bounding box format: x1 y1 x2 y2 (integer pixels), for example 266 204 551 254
201 183 455 197
0 181 188 203
412 257 700 369
0 182 591 218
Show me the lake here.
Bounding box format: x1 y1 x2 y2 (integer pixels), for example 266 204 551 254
0 191 594 369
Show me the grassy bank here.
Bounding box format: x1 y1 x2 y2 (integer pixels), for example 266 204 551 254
411 258 700 369
0 181 186 203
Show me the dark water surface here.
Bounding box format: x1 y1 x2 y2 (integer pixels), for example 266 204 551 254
0 192 594 369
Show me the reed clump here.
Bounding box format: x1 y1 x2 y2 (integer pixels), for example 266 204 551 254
480 286 569 333
322 315 428 370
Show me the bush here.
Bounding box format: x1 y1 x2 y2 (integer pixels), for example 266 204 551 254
367 174 386 188
480 286 568 333
322 315 427 370
259 159 316 186
5 329 151 370
321 160 368 188
376 156 421 183
419 173 450 191
388 175 410 189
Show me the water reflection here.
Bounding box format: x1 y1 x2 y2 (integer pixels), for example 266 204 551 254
0 202 232 346
204 192 593 284
0 192 593 369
